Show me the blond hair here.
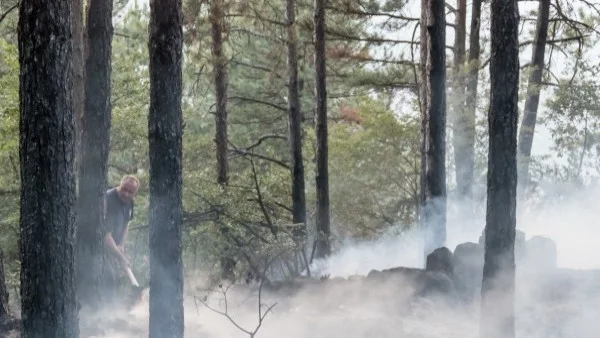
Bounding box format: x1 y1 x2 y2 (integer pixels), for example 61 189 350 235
120 175 140 188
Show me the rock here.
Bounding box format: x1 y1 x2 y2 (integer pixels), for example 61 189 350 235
418 271 456 299
523 235 557 273
347 275 363 282
367 265 457 301
425 247 454 277
452 242 484 299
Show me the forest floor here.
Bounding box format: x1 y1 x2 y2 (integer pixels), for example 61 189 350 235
3 267 600 337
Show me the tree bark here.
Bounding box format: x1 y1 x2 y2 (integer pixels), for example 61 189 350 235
211 0 229 186
451 0 473 199
286 0 307 226
480 0 520 337
148 0 185 336
18 0 79 336
76 0 113 309
72 0 85 178
313 0 331 259
517 0 550 196
419 0 447 256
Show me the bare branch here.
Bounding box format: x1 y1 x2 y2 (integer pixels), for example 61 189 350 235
229 60 275 74
226 13 286 27
245 134 288 152
249 158 277 236
228 139 290 170
228 96 287 112
0 3 18 25
326 5 419 21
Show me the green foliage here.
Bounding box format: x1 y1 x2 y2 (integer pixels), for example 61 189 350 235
0 38 18 155
328 98 420 238
0 37 20 298
543 79 600 179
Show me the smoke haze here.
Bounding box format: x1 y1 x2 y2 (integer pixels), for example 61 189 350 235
73 181 600 338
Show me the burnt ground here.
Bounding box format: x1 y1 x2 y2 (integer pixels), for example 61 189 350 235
3 240 600 337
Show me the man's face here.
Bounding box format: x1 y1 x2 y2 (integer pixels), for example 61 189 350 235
118 179 139 203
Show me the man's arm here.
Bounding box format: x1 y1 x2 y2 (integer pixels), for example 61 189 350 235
118 222 130 252
104 232 129 267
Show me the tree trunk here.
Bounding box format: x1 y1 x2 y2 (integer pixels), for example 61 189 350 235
210 0 236 280
313 0 331 259
18 0 79 336
517 0 550 196
76 0 113 309
286 0 307 226
419 0 447 256
0 249 9 320
462 0 482 194
480 0 520 337
451 0 473 198
73 0 85 178
211 0 229 186
148 0 184 336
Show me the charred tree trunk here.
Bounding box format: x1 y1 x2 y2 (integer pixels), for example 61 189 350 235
286 0 307 226
73 0 85 178
451 0 473 198
462 0 482 194
76 0 113 309
480 0 520 337
419 0 447 256
313 0 331 259
517 0 550 196
211 0 228 186
18 0 79 335
148 0 184 336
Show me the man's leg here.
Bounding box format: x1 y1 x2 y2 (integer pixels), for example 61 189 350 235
101 255 119 307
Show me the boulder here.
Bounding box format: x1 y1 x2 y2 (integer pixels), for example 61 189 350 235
367 265 457 301
425 247 454 277
452 242 483 299
522 235 557 273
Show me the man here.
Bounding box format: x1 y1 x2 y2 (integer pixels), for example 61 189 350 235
103 175 140 304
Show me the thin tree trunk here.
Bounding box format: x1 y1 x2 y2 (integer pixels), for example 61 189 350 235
211 0 229 186
462 0 482 194
210 0 236 280
73 0 85 179
148 0 184 336
577 110 589 178
286 0 307 226
451 0 472 198
480 0 520 336
0 249 10 320
76 0 113 309
517 0 550 195
313 0 331 259
419 0 447 256
18 0 79 335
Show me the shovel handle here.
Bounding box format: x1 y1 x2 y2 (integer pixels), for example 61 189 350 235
125 266 140 287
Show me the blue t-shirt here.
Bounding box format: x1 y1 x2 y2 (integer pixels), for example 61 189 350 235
104 187 134 245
